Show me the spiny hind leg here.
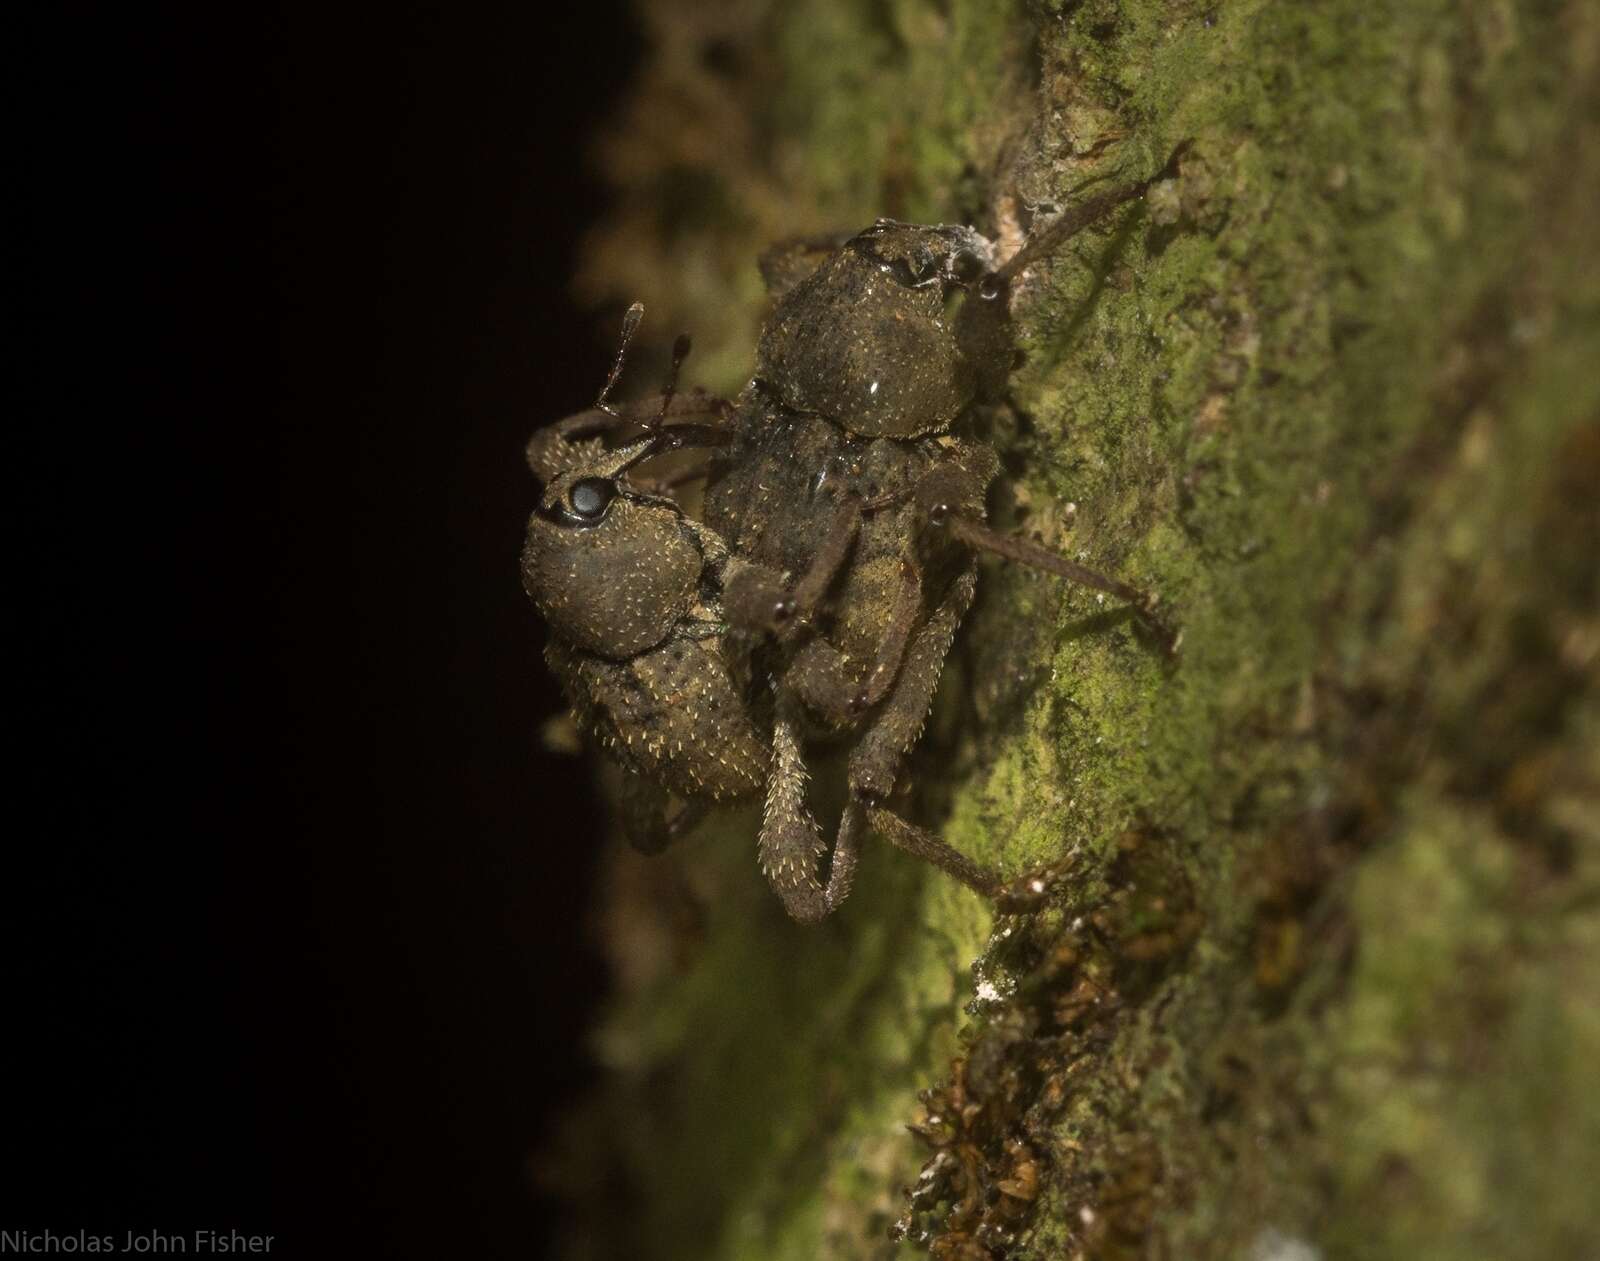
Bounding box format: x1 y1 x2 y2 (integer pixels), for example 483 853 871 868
756 705 848 923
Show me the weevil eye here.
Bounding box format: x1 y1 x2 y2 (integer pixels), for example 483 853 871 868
567 477 616 521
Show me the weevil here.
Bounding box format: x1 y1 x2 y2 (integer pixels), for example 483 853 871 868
524 150 1184 921
521 362 766 853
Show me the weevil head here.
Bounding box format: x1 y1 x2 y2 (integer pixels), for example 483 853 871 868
521 439 705 661
755 222 1001 439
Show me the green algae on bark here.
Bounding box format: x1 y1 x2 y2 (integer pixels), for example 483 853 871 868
548 1 1600 1257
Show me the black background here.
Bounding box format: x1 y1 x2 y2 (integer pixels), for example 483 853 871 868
16 3 638 1256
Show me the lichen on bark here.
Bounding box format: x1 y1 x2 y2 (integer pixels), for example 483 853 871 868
547 2 1600 1258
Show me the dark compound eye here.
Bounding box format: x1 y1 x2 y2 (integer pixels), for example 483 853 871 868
568 477 616 521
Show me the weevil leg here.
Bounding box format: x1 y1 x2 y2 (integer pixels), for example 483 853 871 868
544 393 737 445
613 389 739 429
776 596 1005 902
526 395 737 483
988 141 1192 287
908 463 1178 655
616 772 707 855
822 798 863 912
756 714 868 922
864 805 1003 899
847 563 977 801
723 493 865 638
783 639 857 725
942 514 1177 655
756 752 865 923
846 557 922 710
755 758 870 915
786 493 863 625
757 704 831 923
782 558 922 724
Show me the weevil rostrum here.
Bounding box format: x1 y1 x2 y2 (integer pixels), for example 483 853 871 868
522 153 1184 923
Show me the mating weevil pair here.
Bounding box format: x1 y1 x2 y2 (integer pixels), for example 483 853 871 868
523 153 1183 922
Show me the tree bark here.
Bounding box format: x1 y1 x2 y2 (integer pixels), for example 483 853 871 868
550 2 1600 1257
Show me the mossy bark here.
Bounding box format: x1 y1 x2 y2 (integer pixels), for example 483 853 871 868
551 2 1600 1257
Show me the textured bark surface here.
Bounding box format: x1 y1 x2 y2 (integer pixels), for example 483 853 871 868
546 2 1600 1257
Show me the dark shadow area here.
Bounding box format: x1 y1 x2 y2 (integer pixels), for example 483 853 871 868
14 3 638 1256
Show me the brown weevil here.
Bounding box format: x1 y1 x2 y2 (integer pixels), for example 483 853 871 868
524 150 1184 921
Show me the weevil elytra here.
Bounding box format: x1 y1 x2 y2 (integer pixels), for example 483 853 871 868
524 151 1183 921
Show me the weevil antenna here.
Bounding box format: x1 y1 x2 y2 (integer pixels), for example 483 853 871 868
595 301 645 416
646 333 693 432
